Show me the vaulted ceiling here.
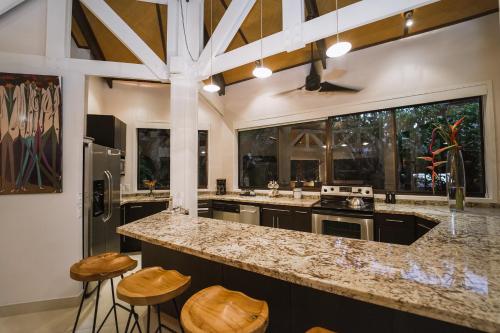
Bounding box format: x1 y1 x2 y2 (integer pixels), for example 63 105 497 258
72 0 499 87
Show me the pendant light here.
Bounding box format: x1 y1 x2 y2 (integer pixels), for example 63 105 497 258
203 0 221 93
253 0 272 79
326 0 352 58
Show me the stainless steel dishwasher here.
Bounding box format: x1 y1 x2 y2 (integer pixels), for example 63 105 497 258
212 201 240 222
239 205 260 226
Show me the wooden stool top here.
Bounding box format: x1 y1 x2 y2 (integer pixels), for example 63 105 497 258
117 267 191 306
70 252 137 282
181 285 269 333
306 327 336 333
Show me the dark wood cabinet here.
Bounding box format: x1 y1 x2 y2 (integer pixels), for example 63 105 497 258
87 114 127 158
198 200 212 218
261 205 311 232
375 213 415 245
120 201 167 252
415 217 438 240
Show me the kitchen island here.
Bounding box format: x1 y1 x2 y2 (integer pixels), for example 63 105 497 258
117 204 500 333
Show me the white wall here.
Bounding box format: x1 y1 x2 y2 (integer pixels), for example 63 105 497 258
222 13 500 200
0 0 85 306
86 78 234 192
0 0 47 56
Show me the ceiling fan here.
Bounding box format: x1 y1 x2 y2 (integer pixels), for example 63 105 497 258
273 44 362 97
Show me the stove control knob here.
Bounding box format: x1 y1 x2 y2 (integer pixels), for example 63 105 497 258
323 188 327 192
365 190 370 194
357 188 362 193
330 187 334 191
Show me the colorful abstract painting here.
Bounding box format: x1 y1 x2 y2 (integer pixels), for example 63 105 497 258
0 73 62 194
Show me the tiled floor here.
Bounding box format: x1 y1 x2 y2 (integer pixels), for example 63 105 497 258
0 254 182 333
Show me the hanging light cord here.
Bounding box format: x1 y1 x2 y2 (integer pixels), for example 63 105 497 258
260 0 264 67
336 0 340 43
210 0 213 83
179 0 197 62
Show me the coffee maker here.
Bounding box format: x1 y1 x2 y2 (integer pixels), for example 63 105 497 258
216 179 226 195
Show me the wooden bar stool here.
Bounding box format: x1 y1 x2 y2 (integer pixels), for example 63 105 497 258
180 285 269 333
70 252 137 333
117 266 191 333
306 328 336 333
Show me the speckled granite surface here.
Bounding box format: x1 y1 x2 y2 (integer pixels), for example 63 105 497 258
121 195 169 205
199 193 319 207
118 204 500 332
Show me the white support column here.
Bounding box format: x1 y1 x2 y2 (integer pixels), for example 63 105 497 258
170 76 199 216
168 0 204 216
45 0 72 58
282 0 305 52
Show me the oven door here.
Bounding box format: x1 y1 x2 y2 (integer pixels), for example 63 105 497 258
312 213 373 240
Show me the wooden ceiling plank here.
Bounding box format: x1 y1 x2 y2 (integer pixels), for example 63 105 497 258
198 0 257 77
73 0 113 88
156 3 167 60
304 0 326 69
81 0 168 80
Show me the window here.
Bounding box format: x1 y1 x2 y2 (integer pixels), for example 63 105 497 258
237 96 485 197
238 127 278 188
137 129 208 190
137 128 170 190
329 111 395 190
395 97 484 196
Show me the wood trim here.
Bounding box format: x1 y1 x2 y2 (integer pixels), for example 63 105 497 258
156 4 166 61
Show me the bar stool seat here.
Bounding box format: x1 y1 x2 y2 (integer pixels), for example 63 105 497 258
70 252 137 333
180 285 269 333
70 252 137 281
117 266 191 333
306 327 336 333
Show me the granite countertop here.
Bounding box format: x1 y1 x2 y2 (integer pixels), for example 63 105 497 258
118 203 500 332
199 193 319 207
121 193 319 207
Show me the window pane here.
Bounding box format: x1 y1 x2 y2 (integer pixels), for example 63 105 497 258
137 128 170 190
198 130 208 188
329 111 396 190
278 121 326 189
239 128 278 188
396 97 484 196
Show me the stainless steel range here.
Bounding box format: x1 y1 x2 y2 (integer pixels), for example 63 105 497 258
312 185 374 240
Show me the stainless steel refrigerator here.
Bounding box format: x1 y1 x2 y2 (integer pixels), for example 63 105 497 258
83 138 121 257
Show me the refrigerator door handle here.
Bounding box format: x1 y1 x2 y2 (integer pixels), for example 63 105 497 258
103 170 113 223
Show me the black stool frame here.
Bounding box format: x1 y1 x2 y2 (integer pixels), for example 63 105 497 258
124 298 184 333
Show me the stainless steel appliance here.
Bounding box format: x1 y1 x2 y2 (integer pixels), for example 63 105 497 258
239 205 260 226
83 138 122 257
212 201 260 226
312 185 374 240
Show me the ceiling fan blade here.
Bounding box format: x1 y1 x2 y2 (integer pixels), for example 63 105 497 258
319 81 362 93
321 68 348 81
272 85 306 97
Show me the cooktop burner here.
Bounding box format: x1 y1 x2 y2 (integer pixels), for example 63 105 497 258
313 185 375 214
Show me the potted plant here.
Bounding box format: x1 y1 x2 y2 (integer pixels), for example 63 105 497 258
419 117 466 211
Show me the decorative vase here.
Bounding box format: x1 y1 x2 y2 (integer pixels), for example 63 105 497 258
446 148 466 211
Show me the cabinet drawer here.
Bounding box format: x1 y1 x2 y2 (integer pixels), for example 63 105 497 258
375 213 415 245
124 201 167 222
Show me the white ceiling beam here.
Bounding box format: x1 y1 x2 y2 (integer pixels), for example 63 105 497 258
197 0 256 77
81 0 169 81
138 0 168 4
45 0 72 58
282 0 306 52
0 0 25 17
205 0 440 76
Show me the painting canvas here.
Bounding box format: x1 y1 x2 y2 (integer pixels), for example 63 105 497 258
0 73 62 194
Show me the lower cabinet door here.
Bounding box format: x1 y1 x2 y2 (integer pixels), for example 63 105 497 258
375 214 415 245
292 209 312 232
261 208 275 227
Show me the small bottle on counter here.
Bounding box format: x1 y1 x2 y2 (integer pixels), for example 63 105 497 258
385 192 391 203
390 192 397 204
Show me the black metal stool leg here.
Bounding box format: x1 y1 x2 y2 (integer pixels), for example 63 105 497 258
124 305 134 333
147 306 151 333
92 281 102 333
72 282 88 333
110 279 119 333
172 299 184 333
157 305 162 333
